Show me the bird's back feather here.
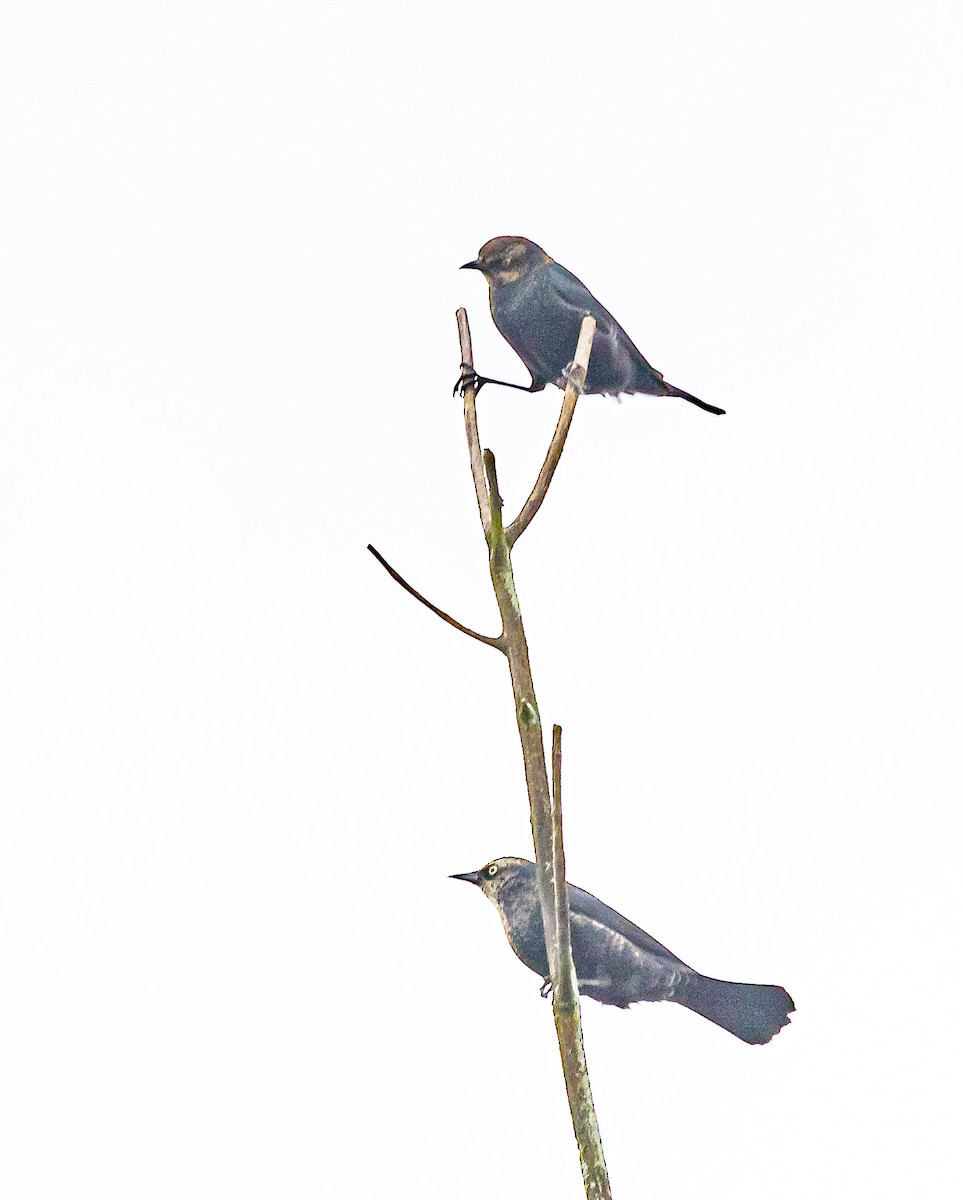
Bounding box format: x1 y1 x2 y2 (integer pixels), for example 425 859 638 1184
489 260 723 411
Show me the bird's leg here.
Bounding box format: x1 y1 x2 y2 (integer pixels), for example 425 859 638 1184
539 976 554 999
453 364 482 396
453 364 545 398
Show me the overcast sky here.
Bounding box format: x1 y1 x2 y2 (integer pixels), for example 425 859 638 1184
2 2 961 1197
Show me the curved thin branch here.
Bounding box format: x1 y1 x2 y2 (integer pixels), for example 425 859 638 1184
456 308 491 537
507 316 596 547
367 545 504 651
550 725 578 1011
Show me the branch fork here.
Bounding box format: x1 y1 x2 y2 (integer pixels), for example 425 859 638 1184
368 310 596 656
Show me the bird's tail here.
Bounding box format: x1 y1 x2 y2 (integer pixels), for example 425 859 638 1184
676 974 794 1044
663 383 726 416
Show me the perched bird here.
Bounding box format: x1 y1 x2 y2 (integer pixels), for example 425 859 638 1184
452 857 793 1045
457 236 724 415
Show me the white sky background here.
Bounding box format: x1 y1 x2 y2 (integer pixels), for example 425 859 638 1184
1 1 961 1196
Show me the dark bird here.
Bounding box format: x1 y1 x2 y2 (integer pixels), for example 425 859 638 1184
452 857 793 1045
457 236 725 415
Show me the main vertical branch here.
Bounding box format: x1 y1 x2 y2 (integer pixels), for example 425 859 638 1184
459 309 611 1200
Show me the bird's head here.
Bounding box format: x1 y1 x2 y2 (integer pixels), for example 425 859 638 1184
461 237 551 286
450 856 532 903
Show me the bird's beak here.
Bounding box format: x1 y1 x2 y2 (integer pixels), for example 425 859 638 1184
460 259 482 271
450 870 483 886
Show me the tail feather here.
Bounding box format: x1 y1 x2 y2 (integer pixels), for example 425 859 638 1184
664 383 726 416
677 975 794 1045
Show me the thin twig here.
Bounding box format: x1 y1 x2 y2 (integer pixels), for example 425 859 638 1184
507 315 596 547
550 725 578 1011
457 308 491 537
366 545 503 650
549 724 609 1196
482 450 504 534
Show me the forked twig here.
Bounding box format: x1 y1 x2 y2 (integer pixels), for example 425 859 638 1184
367 308 609 1199
452 310 609 1199
508 316 596 546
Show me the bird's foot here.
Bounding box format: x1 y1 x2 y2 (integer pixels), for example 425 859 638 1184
453 364 484 398
539 977 554 999
560 361 586 395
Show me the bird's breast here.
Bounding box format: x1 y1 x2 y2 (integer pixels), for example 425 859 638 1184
489 271 584 389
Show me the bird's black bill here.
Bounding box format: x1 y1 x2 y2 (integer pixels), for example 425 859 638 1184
450 870 483 885
460 259 482 271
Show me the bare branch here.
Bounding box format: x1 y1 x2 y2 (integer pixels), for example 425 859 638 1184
507 316 596 547
482 449 504 535
548 726 609 1197
550 724 578 1011
367 545 503 651
457 308 491 537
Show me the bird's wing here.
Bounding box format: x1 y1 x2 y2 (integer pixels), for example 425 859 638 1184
567 883 692 969
539 265 626 347
537 265 662 395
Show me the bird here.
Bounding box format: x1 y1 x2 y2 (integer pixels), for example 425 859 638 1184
451 857 793 1045
456 236 725 415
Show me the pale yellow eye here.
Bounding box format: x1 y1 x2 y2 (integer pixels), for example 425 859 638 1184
487 864 498 877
